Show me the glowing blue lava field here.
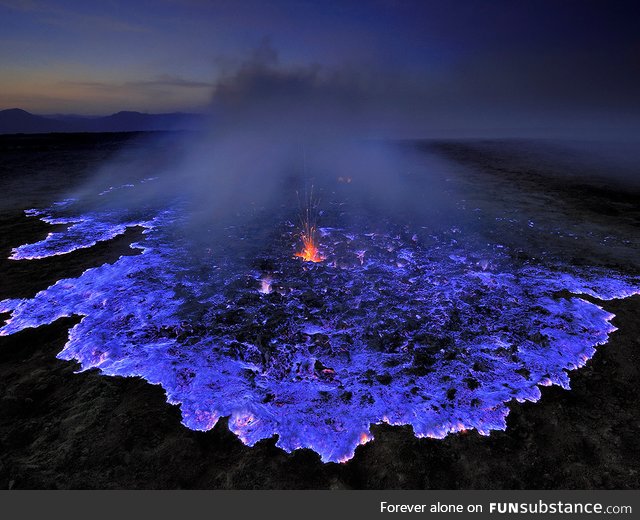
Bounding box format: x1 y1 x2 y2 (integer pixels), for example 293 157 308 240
2 175 638 463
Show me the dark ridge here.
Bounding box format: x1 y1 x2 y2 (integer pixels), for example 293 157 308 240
0 108 204 135
0 109 73 134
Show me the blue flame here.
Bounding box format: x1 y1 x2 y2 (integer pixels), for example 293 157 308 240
1 190 638 463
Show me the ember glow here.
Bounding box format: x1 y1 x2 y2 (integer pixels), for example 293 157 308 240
295 228 323 263
294 189 324 263
1 180 639 463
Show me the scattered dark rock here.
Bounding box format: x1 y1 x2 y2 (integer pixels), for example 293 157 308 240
376 374 392 385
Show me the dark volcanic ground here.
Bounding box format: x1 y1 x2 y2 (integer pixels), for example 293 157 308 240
0 134 639 489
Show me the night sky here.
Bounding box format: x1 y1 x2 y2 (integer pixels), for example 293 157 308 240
1 0 638 137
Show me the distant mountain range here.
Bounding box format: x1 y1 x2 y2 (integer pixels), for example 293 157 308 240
0 108 205 134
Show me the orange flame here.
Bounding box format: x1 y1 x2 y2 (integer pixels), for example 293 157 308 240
295 228 324 263
295 185 323 263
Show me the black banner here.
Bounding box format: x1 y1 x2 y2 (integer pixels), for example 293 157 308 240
1 490 638 520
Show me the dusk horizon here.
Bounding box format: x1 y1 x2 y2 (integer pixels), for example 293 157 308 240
1 1 639 139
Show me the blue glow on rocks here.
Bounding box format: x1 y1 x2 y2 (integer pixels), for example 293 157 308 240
1 194 638 463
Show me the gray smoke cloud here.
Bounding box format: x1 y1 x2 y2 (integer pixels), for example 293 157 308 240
69 41 460 244
67 39 640 254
